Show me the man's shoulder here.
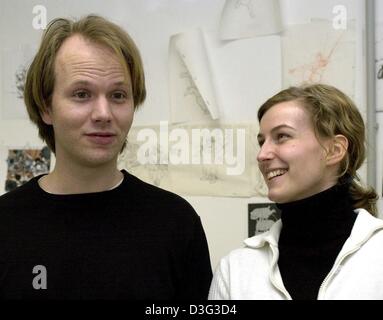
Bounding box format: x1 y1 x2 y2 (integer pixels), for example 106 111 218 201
124 171 190 203
123 171 198 219
0 176 39 206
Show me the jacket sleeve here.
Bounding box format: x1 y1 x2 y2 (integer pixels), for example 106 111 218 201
208 256 231 300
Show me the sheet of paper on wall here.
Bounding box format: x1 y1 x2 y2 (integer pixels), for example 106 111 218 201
166 123 258 197
375 114 383 217
282 19 356 99
0 45 36 120
4 146 51 193
376 21 383 111
169 29 220 123
204 32 282 121
118 125 173 190
118 122 268 197
219 0 282 40
248 125 268 197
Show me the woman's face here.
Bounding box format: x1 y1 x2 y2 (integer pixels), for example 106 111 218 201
257 101 337 203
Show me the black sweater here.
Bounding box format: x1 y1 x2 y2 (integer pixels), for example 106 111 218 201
277 183 357 300
0 170 212 299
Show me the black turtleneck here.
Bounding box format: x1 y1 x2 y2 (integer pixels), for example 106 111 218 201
277 183 357 300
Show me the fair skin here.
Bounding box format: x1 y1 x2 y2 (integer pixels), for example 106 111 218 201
39 34 134 194
257 101 348 203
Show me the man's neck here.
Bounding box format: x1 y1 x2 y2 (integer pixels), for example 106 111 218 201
39 162 124 195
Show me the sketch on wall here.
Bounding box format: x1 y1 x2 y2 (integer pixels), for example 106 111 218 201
118 125 172 189
376 114 383 217
204 31 282 121
282 19 356 99
118 123 268 197
376 21 383 111
169 29 219 123
219 0 282 40
1 45 35 120
5 146 51 192
248 203 281 237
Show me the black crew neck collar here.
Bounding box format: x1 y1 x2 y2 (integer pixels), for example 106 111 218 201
277 183 357 245
32 169 131 201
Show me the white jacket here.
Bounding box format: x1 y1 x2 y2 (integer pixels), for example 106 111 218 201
209 209 383 300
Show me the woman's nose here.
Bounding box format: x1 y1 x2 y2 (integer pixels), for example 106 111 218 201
256 140 274 162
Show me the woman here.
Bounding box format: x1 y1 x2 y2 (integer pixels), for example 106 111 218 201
209 84 383 300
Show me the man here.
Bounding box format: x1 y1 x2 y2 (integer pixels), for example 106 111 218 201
0 15 212 299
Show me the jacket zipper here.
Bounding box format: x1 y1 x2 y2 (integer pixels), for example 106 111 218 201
269 245 292 300
317 226 383 299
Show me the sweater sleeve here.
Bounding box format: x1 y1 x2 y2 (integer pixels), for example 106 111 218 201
177 216 213 300
208 256 231 300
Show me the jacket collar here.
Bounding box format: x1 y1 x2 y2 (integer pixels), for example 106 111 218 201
342 209 383 251
244 219 282 248
243 209 383 251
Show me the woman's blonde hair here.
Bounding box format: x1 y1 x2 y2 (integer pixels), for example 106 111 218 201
258 84 378 215
24 14 146 153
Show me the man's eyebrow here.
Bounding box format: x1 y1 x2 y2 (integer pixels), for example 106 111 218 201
111 81 130 87
257 124 296 140
69 80 130 87
69 80 91 86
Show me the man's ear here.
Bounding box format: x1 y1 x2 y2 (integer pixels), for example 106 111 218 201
41 107 53 125
325 134 349 166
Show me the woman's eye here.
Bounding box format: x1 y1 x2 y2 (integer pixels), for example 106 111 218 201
277 133 289 141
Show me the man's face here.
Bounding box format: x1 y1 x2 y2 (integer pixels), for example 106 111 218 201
42 34 134 169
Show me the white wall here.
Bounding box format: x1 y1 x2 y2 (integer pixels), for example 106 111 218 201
0 0 368 269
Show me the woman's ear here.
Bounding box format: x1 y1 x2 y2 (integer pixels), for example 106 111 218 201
41 108 53 125
326 135 349 166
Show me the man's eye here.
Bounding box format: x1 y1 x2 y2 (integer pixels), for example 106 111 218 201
73 91 90 99
112 91 128 101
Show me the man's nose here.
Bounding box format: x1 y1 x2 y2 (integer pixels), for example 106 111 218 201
91 96 112 123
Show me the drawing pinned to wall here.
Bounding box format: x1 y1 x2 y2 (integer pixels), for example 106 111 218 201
167 122 255 197
5 146 51 192
1 45 35 120
376 20 383 111
248 203 280 237
169 29 219 123
248 128 268 196
282 19 356 98
118 122 268 197
118 125 172 189
219 0 282 40
204 31 282 121
376 114 383 218
169 28 281 122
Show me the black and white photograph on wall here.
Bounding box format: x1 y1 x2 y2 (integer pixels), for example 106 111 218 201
248 203 281 237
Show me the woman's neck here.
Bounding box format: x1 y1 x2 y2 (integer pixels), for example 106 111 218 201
277 183 357 245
